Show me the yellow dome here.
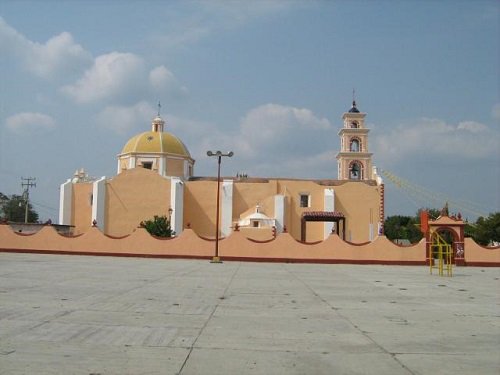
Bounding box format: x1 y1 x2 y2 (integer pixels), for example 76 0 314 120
121 131 191 158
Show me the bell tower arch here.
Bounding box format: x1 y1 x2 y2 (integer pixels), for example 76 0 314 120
336 100 374 180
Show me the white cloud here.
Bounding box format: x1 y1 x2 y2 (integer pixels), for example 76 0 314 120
5 112 56 135
457 121 488 133
61 52 145 103
30 32 91 79
61 54 185 104
95 103 334 174
95 101 155 135
176 103 335 178
373 118 499 166
0 17 185 103
149 65 175 90
149 65 188 96
0 17 91 79
113 103 336 178
235 103 332 158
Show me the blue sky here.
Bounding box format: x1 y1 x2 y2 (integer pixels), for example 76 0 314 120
0 0 498 222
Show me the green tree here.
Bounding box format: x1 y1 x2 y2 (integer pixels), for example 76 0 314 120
384 208 445 243
384 215 423 243
473 213 500 246
426 208 442 220
464 221 476 238
140 215 174 237
0 193 39 223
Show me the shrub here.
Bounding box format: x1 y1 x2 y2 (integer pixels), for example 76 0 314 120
140 215 175 237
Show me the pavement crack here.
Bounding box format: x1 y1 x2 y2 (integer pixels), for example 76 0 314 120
284 265 416 375
177 262 241 375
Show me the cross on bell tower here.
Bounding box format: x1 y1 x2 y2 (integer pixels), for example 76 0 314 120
336 99 373 180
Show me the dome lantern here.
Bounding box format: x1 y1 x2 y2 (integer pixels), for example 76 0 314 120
348 100 360 113
152 101 164 132
151 115 165 132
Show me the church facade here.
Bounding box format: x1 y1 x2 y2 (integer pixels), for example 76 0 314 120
59 101 384 243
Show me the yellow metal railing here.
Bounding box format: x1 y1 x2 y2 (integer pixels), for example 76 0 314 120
429 230 453 277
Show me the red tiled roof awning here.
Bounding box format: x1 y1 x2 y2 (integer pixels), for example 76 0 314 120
302 211 345 221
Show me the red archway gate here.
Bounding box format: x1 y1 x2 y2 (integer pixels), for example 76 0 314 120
421 210 465 267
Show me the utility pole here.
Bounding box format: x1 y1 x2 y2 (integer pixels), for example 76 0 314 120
21 177 36 223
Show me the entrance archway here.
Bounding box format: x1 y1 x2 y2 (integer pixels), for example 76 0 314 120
425 214 465 266
301 211 345 242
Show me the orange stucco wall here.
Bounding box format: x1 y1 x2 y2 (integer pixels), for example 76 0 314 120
239 227 274 241
183 180 218 238
183 179 381 242
105 168 172 236
464 237 500 265
72 183 93 235
67 165 380 243
276 180 328 241
1 224 498 266
67 170 381 242
232 180 278 219
0 224 422 264
334 181 381 243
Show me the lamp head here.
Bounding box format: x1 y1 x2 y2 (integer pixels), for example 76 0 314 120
207 150 233 157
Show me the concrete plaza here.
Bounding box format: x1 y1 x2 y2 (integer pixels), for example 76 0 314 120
0 253 498 375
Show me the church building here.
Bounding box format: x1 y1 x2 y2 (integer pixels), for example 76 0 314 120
59 101 384 243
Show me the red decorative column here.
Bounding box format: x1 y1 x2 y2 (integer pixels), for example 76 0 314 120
379 184 385 235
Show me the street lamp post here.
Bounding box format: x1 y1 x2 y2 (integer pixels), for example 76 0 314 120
207 150 233 263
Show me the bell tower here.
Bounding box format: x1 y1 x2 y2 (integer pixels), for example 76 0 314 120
336 100 373 180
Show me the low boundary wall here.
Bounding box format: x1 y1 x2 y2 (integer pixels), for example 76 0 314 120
0 224 498 266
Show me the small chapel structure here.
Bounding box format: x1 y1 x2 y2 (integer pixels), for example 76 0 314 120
59 100 384 243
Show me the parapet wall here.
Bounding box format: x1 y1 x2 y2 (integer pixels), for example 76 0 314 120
0 224 498 265
463 237 500 266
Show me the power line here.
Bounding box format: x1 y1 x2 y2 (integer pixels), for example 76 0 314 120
380 169 488 218
31 200 58 212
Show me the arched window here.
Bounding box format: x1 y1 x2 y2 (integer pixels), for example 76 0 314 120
350 121 359 129
349 161 363 180
350 138 361 152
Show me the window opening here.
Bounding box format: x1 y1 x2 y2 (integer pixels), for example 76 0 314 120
349 162 362 180
350 138 360 152
299 194 310 208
